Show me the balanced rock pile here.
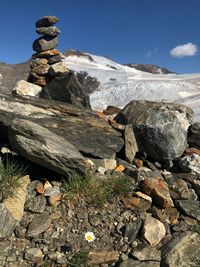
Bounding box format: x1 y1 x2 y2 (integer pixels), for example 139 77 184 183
28 16 68 87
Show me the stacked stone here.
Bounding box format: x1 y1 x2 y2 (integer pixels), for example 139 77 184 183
28 16 66 87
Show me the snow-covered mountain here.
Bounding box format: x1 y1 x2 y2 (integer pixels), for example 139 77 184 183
63 51 200 121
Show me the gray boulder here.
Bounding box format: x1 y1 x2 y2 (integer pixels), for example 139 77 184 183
161 232 200 267
8 119 90 177
115 100 194 161
40 71 91 108
33 36 58 52
0 94 123 161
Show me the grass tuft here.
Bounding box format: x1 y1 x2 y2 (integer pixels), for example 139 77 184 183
0 157 27 201
62 173 133 207
67 250 91 267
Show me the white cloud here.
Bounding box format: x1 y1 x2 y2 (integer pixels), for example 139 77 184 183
170 42 198 58
145 48 158 58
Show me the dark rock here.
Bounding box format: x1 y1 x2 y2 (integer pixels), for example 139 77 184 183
0 94 123 159
178 154 200 173
48 54 62 65
26 211 51 238
161 232 200 267
123 220 143 243
125 63 175 74
36 26 60 37
27 71 49 86
36 16 59 27
116 159 139 180
8 119 90 177
176 200 200 221
33 36 58 53
76 71 100 94
25 195 46 213
103 105 121 115
0 204 17 238
188 123 200 149
40 71 91 108
115 100 193 161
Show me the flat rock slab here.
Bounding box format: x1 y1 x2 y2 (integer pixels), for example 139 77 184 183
131 244 161 261
36 16 59 27
26 211 51 238
0 94 123 162
176 200 200 221
115 100 193 161
161 232 200 267
9 119 90 177
0 204 17 238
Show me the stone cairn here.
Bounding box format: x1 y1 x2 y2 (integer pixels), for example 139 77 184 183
28 16 67 87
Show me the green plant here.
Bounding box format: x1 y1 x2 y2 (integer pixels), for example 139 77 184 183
0 157 27 201
191 257 200 267
67 250 91 267
62 173 132 207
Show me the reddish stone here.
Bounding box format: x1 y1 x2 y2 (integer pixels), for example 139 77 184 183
185 147 200 156
142 178 174 208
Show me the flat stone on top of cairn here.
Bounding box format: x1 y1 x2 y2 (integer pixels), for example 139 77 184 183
35 16 59 27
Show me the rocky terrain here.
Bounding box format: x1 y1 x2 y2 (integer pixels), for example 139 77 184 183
0 15 200 267
0 61 30 93
124 63 176 74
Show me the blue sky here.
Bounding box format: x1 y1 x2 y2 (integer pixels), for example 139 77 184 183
0 0 199 73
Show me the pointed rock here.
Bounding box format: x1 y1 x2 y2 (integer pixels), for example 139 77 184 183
142 214 166 246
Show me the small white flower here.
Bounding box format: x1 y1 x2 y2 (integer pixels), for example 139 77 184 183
85 231 96 242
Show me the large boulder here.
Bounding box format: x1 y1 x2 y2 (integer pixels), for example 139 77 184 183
40 71 91 108
115 100 194 161
0 94 123 161
8 119 90 177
